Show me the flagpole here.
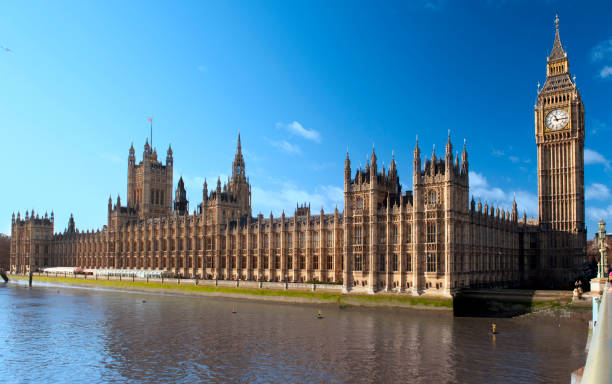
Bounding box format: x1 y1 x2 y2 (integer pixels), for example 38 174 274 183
150 118 153 149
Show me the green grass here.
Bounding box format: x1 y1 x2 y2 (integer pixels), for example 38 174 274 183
10 275 453 309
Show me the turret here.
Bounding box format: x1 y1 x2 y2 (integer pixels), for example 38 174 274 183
144 138 151 157
461 139 468 174
166 143 173 166
445 130 453 166
370 145 377 184
68 214 75 233
344 150 351 187
413 136 421 179
173 177 188 215
203 179 208 202
129 143 135 166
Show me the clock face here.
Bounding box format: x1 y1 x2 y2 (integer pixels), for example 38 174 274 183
545 109 569 131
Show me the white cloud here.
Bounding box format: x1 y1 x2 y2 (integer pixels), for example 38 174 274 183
266 139 301 155
586 183 611 201
600 66 612 79
587 206 612 222
277 121 321 143
469 171 537 217
584 148 610 168
592 38 612 62
509 156 520 163
251 182 344 216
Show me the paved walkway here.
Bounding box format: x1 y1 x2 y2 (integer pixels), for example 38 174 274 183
581 284 612 383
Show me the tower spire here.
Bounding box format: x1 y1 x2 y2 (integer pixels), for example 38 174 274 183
549 14 565 61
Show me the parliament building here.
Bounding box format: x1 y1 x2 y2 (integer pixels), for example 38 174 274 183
9 18 586 294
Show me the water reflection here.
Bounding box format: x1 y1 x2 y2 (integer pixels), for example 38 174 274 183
0 282 587 383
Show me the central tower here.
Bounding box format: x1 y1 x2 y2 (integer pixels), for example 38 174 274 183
535 15 586 282
127 140 174 220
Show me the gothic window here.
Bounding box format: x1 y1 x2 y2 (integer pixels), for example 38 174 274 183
406 254 412 272
379 254 386 272
287 233 293 248
221 257 226 268
426 253 438 272
354 226 363 245
426 222 437 243
392 254 398 272
428 190 437 204
288 256 293 269
392 225 399 244
355 254 363 271
299 256 305 269
274 256 280 269
380 227 386 244
299 233 305 249
274 234 280 249
252 256 257 269
231 257 236 269
327 255 333 270
312 232 319 248
263 235 268 249
313 255 319 270
326 231 333 248
356 198 364 209
264 256 270 269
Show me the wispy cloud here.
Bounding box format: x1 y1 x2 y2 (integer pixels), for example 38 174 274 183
469 171 537 217
600 66 612 79
266 138 301 155
276 121 321 143
586 183 611 201
587 205 612 222
251 182 344 215
592 38 612 62
584 148 610 168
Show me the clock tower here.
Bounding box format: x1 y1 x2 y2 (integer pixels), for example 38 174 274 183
535 15 586 283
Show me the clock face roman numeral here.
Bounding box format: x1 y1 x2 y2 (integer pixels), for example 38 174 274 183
545 109 569 131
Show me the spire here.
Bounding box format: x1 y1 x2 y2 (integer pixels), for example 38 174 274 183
371 143 377 168
549 14 566 61
232 132 245 180
445 130 452 155
414 135 420 158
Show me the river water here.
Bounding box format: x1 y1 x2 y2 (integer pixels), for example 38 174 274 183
0 281 588 383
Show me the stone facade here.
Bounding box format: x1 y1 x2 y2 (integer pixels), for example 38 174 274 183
9 18 586 294
0 234 10 270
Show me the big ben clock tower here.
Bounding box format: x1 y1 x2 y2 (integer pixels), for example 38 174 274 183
535 15 586 284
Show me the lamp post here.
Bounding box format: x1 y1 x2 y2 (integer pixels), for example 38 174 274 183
597 219 607 279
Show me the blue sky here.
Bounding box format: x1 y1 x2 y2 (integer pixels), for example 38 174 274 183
1 1 611 239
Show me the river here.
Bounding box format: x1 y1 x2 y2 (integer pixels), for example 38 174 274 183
0 280 588 383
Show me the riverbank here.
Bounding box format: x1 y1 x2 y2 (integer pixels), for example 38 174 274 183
8 274 454 310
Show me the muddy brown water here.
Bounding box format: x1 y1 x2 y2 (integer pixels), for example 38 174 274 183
0 280 588 383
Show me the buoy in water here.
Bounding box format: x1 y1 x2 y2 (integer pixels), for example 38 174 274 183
491 323 498 334
316 310 324 319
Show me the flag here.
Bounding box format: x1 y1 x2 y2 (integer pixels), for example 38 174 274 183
147 117 152 122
